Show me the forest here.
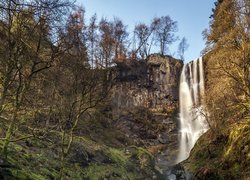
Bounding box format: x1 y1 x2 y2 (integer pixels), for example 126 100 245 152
0 0 249 179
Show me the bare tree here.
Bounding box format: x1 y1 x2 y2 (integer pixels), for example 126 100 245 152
0 0 74 159
46 53 111 179
87 13 98 68
152 16 178 55
63 6 89 67
98 17 115 68
113 17 128 60
134 23 152 59
177 37 189 61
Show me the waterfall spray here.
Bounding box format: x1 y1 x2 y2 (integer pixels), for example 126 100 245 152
176 57 208 163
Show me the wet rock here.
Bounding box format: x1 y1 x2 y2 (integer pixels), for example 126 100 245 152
158 133 169 144
168 174 176 180
0 159 3 165
170 164 189 180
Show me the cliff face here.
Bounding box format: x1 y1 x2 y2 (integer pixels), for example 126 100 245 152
111 54 183 112
110 54 183 175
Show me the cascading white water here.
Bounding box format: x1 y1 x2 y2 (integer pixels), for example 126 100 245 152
176 57 208 163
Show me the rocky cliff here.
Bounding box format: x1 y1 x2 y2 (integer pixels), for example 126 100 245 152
110 54 183 176
111 54 182 112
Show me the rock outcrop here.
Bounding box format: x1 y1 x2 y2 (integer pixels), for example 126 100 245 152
111 54 183 112
110 54 183 176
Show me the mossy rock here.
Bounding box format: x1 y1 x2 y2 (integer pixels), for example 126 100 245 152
183 119 250 179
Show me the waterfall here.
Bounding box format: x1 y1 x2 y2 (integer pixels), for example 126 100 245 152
176 57 208 163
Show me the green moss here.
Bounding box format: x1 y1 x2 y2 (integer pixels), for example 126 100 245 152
107 148 129 165
0 133 147 179
224 122 249 158
0 103 159 180
10 169 45 180
82 163 139 179
183 119 250 179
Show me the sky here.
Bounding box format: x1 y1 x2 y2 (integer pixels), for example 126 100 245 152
77 0 216 62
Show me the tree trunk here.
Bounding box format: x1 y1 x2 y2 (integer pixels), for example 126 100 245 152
2 108 18 159
58 153 65 180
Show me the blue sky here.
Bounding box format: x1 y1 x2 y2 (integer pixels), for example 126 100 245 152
77 0 216 62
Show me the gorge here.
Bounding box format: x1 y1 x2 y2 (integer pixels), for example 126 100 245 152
0 52 249 179
0 0 249 179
